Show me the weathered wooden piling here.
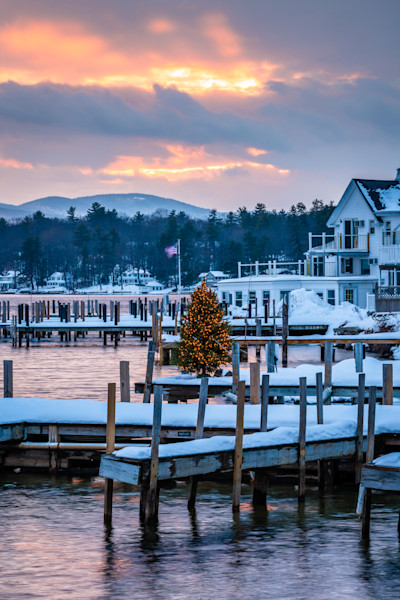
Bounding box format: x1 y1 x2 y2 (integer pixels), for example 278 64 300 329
360 385 377 539
232 341 240 395
250 362 260 404
298 377 307 501
232 380 245 512
354 342 363 373
143 341 156 403
140 385 162 524
3 360 13 398
187 377 208 510
282 293 289 368
382 363 393 405
355 373 366 484
120 361 130 403
252 374 269 508
104 383 116 525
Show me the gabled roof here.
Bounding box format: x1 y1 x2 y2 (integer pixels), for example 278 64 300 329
355 179 400 213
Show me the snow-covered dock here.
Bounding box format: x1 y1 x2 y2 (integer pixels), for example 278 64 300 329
99 378 400 524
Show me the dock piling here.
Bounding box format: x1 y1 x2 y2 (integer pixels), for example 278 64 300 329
232 380 245 512
141 385 163 524
104 382 116 525
143 341 156 403
252 374 269 508
355 373 365 484
120 361 130 403
298 377 307 502
3 360 13 398
188 377 209 510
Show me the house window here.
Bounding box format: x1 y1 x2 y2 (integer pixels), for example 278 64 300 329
280 291 290 301
316 292 323 299
327 290 335 305
312 256 324 277
345 288 354 303
369 221 375 234
342 257 353 274
235 291 242 307
262 290 270 306
222 292 229 303
249 291 256 304
361 259 370 275
383 221 392 245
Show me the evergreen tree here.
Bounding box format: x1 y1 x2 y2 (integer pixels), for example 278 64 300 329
177 281 231 375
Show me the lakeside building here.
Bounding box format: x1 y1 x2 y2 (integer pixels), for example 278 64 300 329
217 170 400 312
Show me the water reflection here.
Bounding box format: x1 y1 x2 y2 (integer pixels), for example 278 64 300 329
2 472 400 599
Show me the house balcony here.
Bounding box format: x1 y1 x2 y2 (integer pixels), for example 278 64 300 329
379 244 400 266
308 233 370 254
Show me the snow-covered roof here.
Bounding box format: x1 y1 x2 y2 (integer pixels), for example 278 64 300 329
356 179 400 213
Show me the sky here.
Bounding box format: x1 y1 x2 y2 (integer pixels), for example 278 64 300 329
1 0 400 212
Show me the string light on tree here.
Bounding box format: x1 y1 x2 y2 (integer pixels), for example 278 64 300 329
177 280 231 376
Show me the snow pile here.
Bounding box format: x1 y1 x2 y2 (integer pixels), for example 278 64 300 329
280 288 376 333
373 452 400 468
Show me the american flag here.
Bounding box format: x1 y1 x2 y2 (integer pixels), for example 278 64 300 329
164 243 177 258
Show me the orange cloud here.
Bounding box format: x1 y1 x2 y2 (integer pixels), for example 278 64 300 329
99 150 290 182
247 147 268 157
0 157 34 169
147 19 176 34
202 13 242 58
0 20 275 95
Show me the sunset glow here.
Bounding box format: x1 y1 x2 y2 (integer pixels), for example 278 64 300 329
0 1 398 209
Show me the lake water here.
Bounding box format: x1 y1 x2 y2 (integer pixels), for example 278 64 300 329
1 294 399 599
1 474 400 600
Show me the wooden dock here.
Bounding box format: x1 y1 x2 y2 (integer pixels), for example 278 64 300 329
99 375 400 525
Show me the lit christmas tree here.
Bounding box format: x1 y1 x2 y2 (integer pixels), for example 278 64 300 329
177 280 231 375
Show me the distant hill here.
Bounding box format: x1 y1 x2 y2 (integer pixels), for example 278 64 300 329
0 193 214 220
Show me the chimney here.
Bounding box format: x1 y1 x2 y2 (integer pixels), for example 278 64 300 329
396 168 400 182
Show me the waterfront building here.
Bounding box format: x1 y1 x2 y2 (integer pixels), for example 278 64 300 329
217 170 400 311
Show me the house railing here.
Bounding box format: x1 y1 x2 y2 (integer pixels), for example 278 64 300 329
376 286 400 300
308 233 370 253
238 260 309 278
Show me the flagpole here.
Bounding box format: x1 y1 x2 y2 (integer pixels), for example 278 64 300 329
177 239 182 294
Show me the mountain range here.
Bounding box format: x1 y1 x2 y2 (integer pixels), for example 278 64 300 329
0 193 214 220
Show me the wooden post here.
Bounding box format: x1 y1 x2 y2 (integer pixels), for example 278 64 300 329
282 293 289 368
382 363 393 405
232 380 245 512
143 341 156 403
324 341 333 389
298 377 307 502
316 371 323 425
188 377 208 510
250 362 260 404
266 341 275 373
104 383 116 525
253 374 269 508
232 341 240 395
120 361 130 403
3 360 13 398
316 371 324 489
361 385 376 540
141 385 163 524
272 300 276 336
354 342 363 373
355 373 365 484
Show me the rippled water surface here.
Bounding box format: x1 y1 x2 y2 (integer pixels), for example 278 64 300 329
1 475 400 600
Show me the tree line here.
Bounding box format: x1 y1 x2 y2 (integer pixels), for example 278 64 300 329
0 199 335 288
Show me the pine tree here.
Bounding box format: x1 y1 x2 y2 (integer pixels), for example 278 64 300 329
177 280 231 375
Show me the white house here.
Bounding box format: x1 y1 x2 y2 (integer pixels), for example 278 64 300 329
217 169 400 311
121 268 151 286
0 270 21 291
45 272 67 290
